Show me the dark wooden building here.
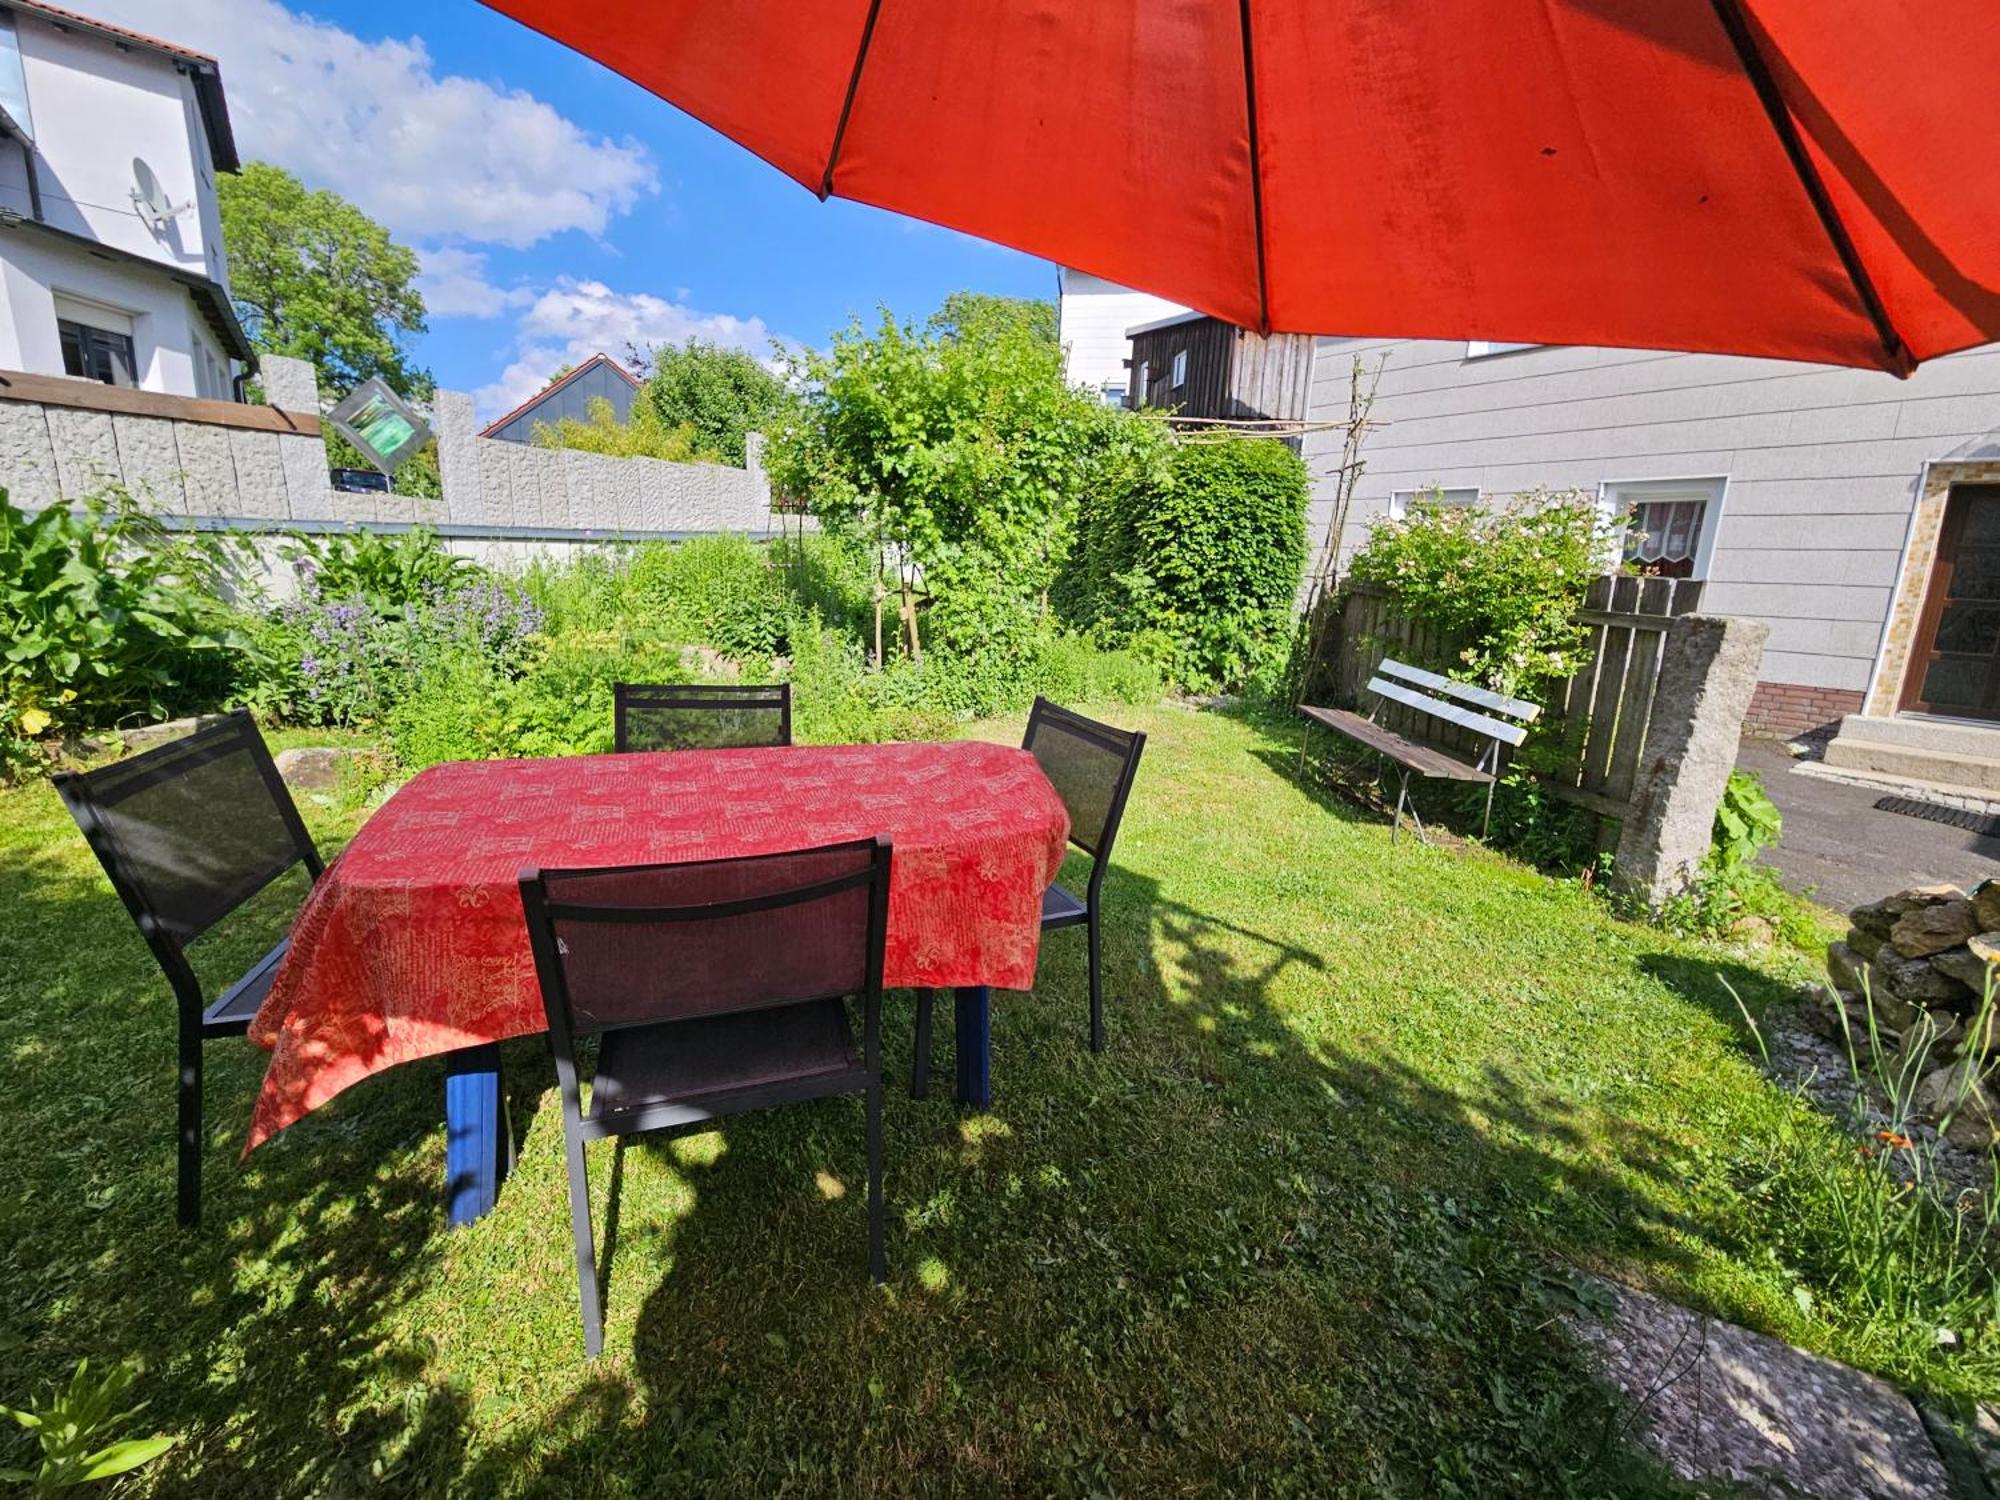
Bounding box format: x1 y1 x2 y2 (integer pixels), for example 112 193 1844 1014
1126 312 1315 426
481 352 640 445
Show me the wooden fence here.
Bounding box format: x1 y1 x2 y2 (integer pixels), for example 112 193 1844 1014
1321 574 1705 826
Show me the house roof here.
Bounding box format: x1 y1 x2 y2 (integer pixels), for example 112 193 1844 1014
0 213 255 363
0 0 240 172
1125 310 1208 339
479 352 640 438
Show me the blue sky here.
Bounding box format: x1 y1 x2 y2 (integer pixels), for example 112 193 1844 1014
96 0 1053 417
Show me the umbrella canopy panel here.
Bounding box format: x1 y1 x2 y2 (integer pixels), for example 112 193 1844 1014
486 0 2000 373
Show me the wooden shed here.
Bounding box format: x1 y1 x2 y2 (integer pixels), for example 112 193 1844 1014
1125 312 1315 426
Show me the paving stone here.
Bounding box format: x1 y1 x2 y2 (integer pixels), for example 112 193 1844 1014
1570 1277 1952 1499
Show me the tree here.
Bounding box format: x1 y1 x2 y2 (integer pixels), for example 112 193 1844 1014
929 292 1058 349
218 162 431 401
764 297 1120 667
627 339 790 467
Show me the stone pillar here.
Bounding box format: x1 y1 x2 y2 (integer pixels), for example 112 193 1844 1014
433 389 483 525
1613 613 1770 909
258 354 320 413
257 354 330 521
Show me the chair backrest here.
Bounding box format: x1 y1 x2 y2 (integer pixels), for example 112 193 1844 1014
1022 697 1146 866
51 711 323 975
613 682 792 753
518 836 891 1049
1364 659 1539 764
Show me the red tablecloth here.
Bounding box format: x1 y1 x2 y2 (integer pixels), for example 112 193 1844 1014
246 741 1069 1147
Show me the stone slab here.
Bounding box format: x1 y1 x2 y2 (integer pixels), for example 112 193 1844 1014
110 414 187 514
1570 1277 1950 1499
46 405 121 498
0 399 60 509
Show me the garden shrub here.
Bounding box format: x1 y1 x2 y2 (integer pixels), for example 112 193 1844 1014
1345 488 1610 696
1063 435 1308 691
0 486 246 769
532 394 713 464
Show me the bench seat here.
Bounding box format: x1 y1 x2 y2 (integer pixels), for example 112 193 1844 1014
1297 705 1491 784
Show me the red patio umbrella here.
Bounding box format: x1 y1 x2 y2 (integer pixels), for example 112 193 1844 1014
484 0 1999 375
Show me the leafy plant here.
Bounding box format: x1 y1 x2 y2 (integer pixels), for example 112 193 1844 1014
1346 489 1612 696
764 298 1128 666
1712 768 1782 873
531 394 715 464
0 487 243 766
629 338 793 466
1063 434 1309 692
292 526 479 616
0 1359 176 1492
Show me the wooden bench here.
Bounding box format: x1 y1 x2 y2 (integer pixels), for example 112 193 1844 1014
1297 658 1539 843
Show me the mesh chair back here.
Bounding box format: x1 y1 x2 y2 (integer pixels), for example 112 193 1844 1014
520 837 890 1039
1022 698 1145 858
53 711 321 947
613 683 791 753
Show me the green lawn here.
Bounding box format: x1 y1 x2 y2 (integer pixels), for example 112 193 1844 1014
0 702 1895 1495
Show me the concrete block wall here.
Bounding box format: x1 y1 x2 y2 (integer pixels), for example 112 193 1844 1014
431 390 779 536
0 359 782 541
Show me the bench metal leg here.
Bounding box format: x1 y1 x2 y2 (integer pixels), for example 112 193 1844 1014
1391 768 1411 844
1482 776 1498 841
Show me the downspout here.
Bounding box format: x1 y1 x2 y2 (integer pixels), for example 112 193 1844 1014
20 137 40 220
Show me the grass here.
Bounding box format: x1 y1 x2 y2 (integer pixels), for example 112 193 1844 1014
0 701 1966 1496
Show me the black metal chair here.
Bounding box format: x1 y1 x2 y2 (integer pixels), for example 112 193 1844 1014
51 711 324 1227
612 682 792 753
911 698 1146 1096
519 835 893 1358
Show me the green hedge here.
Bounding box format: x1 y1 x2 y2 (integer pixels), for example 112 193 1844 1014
1063 435 1309 691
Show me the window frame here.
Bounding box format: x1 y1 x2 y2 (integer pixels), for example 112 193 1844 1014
58 317 140 388
1600 475 1730 581
1170 349 1188 388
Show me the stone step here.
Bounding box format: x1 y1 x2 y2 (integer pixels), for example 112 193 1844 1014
1830 712 2000 762
1823 733 2000 795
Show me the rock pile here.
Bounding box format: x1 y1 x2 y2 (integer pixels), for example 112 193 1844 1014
1813 880 2000 1151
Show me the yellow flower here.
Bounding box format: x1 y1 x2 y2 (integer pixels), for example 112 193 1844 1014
19 707 52 737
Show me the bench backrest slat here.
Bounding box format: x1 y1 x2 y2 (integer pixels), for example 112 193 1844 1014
1365 676 1530 746
1376 659 1540 722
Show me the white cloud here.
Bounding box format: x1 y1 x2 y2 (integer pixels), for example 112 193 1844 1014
473 278 789 422
87 0 657 249
415 247 534 320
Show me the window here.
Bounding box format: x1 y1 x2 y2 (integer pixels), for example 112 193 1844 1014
1389 485 1479 519
1465 341 1539 359
1604 477 1728 580
0 13 32 141
1134 361 1149 403
1171 349 1188 388
1100 381 1127 407
59 319 138 387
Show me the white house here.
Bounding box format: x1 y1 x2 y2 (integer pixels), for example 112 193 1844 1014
1055 267 1186 406
0 0 251 399
1301 337 2000 790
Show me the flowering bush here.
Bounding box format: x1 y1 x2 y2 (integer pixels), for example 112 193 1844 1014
1346 488 1612 696
256 550 544 728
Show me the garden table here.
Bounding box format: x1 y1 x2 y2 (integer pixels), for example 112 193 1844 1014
245 740 1070 1225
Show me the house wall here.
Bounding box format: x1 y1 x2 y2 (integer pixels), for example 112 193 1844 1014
1303 337 2000 736
1056 268 1186 399
0 230 216 395
3 9 225 279
484 362 639 445
0 7 230 398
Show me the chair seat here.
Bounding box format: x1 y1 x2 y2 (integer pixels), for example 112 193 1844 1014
1041 881 1088 930
200 938 289 1038
586 998 864 1138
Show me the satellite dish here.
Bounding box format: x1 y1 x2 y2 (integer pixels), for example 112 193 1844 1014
129 157 188 231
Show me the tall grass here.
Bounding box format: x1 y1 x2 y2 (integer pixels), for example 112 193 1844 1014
1729 973 2000 1396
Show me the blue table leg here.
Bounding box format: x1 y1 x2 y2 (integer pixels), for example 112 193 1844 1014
954 986 991 1110
445 1043 504 1228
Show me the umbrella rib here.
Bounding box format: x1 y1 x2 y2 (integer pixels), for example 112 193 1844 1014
1706 0 1911 374
821 0 887 201
1238 0 1271 334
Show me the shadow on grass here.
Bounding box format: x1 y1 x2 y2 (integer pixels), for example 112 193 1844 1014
4 736 1720 1496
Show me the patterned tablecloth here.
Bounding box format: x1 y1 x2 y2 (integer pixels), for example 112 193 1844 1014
246 741 1069 1147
